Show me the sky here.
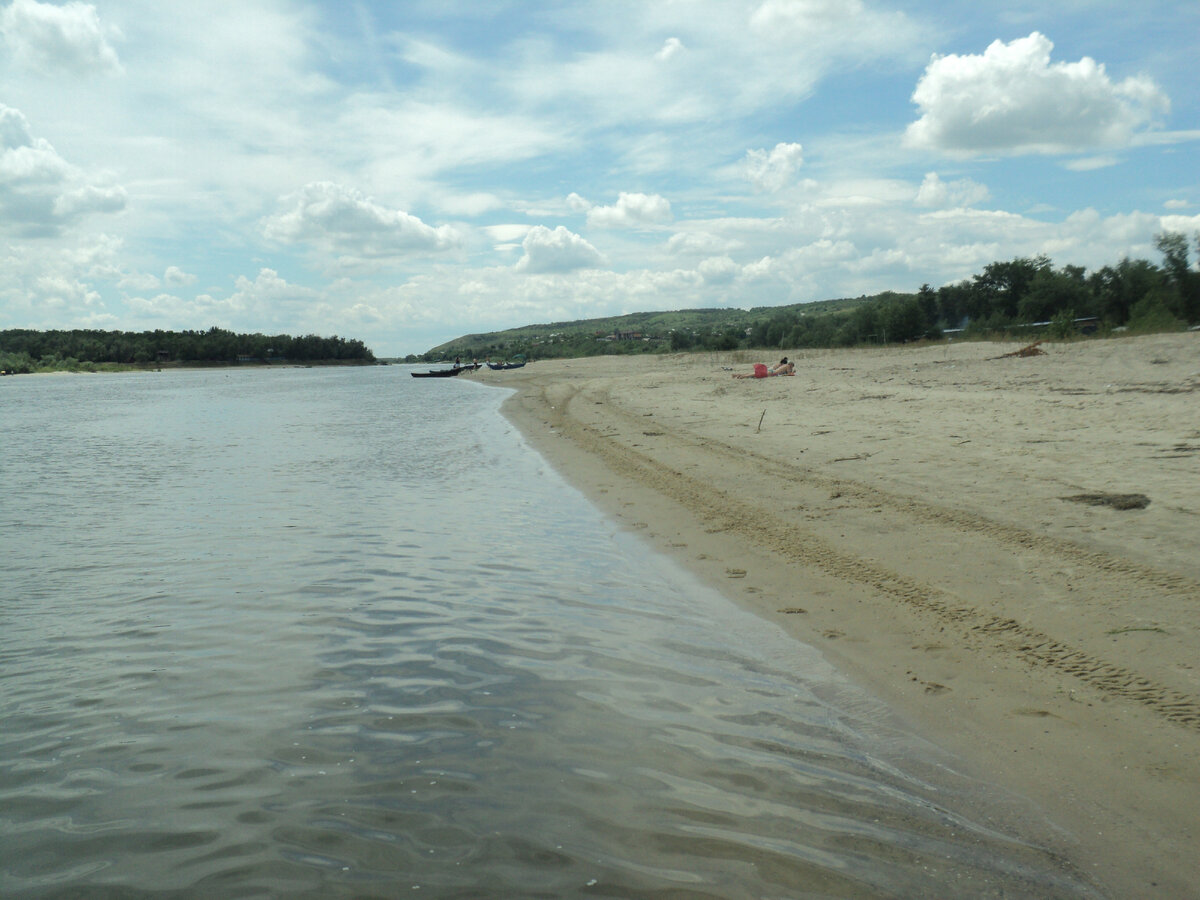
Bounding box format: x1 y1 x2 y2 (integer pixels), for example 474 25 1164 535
1 0 1197 356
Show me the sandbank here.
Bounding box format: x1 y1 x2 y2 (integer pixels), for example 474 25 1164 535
476 332 1200 898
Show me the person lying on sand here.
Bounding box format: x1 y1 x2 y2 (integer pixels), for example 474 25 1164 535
732 358 795 378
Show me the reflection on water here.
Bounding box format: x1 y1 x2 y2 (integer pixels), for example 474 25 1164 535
0 368 1098 897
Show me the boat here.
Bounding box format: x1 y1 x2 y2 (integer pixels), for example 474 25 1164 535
485 355 526 370
411 367 463 378
410 363 481 378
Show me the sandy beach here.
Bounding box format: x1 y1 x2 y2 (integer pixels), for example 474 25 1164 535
476 332 1200 897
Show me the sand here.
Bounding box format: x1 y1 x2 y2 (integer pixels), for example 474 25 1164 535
473 332 1200 896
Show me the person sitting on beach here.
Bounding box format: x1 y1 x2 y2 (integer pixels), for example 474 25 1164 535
732 357 794 378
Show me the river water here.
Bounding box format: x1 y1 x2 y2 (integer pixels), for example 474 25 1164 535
0 367 1098 898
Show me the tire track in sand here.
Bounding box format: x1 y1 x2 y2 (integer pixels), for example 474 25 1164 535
540 381 1200 730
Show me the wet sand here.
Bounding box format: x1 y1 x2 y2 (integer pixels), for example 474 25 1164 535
476 332 1200 897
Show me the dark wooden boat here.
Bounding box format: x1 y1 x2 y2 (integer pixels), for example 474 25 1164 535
412 366 465 378
411 363 481 378
485 356 526 370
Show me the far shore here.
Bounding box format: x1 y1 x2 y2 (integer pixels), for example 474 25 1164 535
475 332 1200 898
0 359 379 376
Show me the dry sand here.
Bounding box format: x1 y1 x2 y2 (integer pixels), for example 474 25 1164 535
474 332 1200 897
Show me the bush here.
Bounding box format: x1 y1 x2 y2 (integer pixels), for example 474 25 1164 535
0 351 34 374
1128 294 1186 333
1047 310 1076 340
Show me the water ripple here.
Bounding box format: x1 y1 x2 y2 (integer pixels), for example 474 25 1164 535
0 369 1099 898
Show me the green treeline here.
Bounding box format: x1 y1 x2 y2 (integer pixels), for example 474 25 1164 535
703 231 1199 351
431 231 1198 361
0 327 376 374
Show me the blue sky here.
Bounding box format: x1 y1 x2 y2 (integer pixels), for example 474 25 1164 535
2 0 1197 356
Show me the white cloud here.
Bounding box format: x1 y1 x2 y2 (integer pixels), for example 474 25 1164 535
666 231 742 257
698 255 738 284
53 183 126 218
262 182 462 262
229 268 317 310
0 233 121 324
905 32 1169 155
1163 199 1190 210
164 265 196 286
484 224 533 245
492 1 921 136
745 142 804 192
0 0 121 76
515 225 605 273
125 268 322 331
587 192 673 228
1063 156 1121 172
0 103 126 236
117 271 160 292
655 37 685 62
914 172 990 209
748 0 919 62
436 191 504 217
750 0 865 35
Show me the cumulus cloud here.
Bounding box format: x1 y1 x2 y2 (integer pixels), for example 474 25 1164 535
164 266 196 286
914 172 990 209
0 0 122 76
0 103 126 237
117 271 160 292
120 269 321 329
666 231 742 257
745 142 804 192
587 192 673 228
53 183 126 218
698 255 738 284
229 268 317 309
262 182 462 260
905 32 1168 155
515 225 605 273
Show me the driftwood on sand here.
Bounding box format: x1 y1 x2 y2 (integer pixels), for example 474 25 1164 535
992 340 1046 358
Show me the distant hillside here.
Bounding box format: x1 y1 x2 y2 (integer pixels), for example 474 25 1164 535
417 295 879 361
415 241 1200 361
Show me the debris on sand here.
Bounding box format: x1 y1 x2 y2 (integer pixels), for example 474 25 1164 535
993 340 1046 359
1063 492 1151 510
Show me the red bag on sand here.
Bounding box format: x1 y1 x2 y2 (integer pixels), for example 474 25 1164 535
753 363 768 378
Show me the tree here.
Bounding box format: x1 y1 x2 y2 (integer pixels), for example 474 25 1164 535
879 297 928 343
669 329 695 351
1017 267 1091 323
1154 230 1199 323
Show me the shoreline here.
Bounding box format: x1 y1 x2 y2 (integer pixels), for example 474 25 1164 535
477 333 1200 897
